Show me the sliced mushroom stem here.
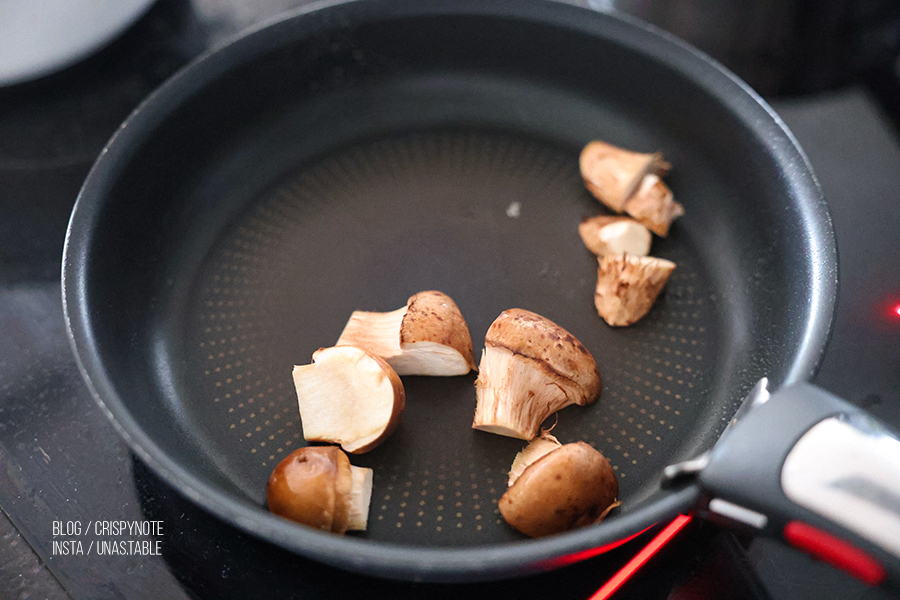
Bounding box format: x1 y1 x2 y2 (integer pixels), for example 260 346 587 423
472 347 581 439
472 309 601 440
293 345 405 453
336 291 477 376
337 306 407 361
594 254 676 327
346 464 374 531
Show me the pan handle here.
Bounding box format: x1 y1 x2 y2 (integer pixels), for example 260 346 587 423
694 383 900 590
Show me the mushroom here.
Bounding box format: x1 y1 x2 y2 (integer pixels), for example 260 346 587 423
623 174 684 237
507 431 563 486
578 215 652 257
579 140 670 213
336 290 477 376
293 345 405 453
267 446 373 533
594 254 676 327
499 440 619 537
472 309 601 440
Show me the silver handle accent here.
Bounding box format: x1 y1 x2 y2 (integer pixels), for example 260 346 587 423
781 415 900 559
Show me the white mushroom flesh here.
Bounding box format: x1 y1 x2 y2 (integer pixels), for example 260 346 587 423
346 465 374 531
598 219 651 255
393 342 474 376
579 216 652 257
293 346 402 453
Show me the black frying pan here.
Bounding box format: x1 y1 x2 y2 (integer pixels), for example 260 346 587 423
63 0 852 584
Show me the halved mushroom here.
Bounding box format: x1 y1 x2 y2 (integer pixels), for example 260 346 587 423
267 446 373 533
336 290 477 376
578 215 652 257
579 140 670 213
472 309 601 440
499 440 619 537
623 174 684 237
293 345 405 453
594 254 676 327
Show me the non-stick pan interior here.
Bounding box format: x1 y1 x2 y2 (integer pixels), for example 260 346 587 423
64 0 835 579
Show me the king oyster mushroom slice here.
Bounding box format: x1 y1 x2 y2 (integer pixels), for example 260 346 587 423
472 309 602 440
623 174 684 237
499 440 620 538
336 290 477 376
578 215 652 257
594 254 676 327
579 140 670 213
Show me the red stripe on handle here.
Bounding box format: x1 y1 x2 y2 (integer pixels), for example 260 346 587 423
783 520 886 586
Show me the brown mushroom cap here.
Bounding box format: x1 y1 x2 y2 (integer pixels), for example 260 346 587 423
266 446 354 533
485 309 601 403
579 140 670 213
399 290 477 371
499 442 619 537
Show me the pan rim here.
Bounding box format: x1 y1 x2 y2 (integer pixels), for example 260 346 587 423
61 0 837 582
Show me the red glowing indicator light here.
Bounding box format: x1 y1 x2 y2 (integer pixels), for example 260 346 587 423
588 514 693 600
873 295 900 323
784 521 886 585
546 525 655 568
